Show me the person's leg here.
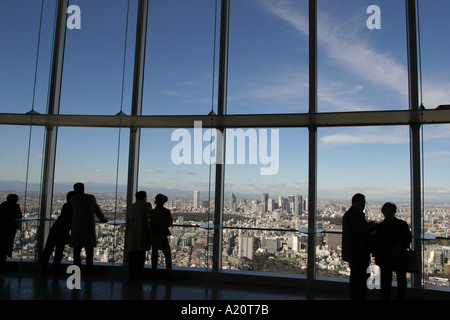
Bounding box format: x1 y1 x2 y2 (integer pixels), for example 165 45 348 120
85 247 94 271
396 269 407 300
40 231 57 268
128 251 137 278
349 262 369 300
136 250 145 278
160 237 172 272
380 266 393 300
53 242 65 266
151 242 159 272
73 247 82 267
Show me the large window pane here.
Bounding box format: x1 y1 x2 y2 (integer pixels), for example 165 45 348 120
418 1 450 109
143 0 218 115
423 124 450 288
0 124 45 259
53 127 129 264
59 0 137 115
139 128 216 269
317 0 408 112
0 0 56 114
317 126 411 278
223 128 308 274
228 0 309 114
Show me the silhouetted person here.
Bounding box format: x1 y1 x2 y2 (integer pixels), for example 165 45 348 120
342 193 371 300
0 194 22 268
374 202 412 300
69 183 107 273
126 190 152 279
149 194 173 279
39 191 75 272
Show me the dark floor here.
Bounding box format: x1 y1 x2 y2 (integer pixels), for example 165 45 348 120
1 261 449 306
1 268 341 301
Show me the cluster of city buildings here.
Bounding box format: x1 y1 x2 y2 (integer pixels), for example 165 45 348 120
3 190 449 287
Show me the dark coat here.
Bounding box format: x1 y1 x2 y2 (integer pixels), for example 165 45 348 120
0 201 22 257
342 205 371 265
126 199 152 252
49 202 73 244
374 217 412 269
149 206 173 238
69 193 106 248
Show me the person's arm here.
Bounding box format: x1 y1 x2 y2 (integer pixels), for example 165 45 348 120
92 196 108 223
166 209 173 227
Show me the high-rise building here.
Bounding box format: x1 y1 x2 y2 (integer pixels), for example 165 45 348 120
230 192 236 212
278 196 285 212
295 194 303 216
238 235 254 260
267 198 274 212
194 190 200 210
289 195 295 213
261 192 268 212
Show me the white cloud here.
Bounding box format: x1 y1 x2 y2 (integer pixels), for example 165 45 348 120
259 0 408 110
320 128 408 147
269 2 405 83
174 170 196 175
164 90 181 97
143 169 164 174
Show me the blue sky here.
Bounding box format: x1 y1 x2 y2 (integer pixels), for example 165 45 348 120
1 0 450 203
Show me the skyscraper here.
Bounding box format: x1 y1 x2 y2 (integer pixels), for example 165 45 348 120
230 192 236 212
238 235 254 260
261 192 268 212
194 190 200 210
295 194 303 216
289 195 295 213
267 198 274 212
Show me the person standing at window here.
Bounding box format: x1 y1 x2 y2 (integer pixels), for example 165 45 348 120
39 191 75 272
0 194 22 269
149 194 173 279
69 183 108 274
126 190 152 279
374 202 412 300
342 193 371 300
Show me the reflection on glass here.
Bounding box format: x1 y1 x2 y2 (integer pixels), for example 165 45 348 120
228 0 309 114
317 0 408 112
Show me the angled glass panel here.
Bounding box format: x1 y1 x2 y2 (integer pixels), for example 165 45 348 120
317 0 408 112
53 127 129 264
143 0 218 115
59 0 137 115
417 1 450 109
0 0 56 114
422 124 450 290
228 0 309 114
0 124 45 260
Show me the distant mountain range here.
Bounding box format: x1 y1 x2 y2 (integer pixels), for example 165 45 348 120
0 179 194 195
0 180 253 198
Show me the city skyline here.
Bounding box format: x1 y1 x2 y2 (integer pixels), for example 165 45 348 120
1 0 450 203
6 190 449 287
